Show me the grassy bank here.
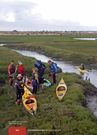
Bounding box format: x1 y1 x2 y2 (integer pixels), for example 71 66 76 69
0 34 97 69
0 47 97 135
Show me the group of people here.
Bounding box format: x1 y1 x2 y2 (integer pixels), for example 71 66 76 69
8 60 25 85
8 59 59 105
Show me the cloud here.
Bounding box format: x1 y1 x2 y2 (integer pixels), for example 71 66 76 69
0 12 15 22
0 0 97 31
0 1 37 22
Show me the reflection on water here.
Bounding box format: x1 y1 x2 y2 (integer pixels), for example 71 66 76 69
14 50 97 88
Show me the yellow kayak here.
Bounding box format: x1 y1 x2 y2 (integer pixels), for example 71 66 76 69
56 78 67 101
24 78 33 90
22 85 37 115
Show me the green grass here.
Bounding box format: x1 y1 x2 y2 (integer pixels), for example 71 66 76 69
0 47 97 135
1 34 97 68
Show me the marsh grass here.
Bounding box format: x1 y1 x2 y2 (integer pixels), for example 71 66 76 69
0 38 97 134
2 34 97 68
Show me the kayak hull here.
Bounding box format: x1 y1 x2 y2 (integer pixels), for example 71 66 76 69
22 85 37 115
22 95 37 115
56 78 67 101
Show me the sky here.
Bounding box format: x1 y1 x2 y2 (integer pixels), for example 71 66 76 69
0 0 97 31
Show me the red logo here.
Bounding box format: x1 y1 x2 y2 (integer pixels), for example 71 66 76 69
8 126 26 135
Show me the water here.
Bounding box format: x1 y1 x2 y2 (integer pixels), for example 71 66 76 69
74 38 97 40
0 44 6 47
86 96 97 117
14 49 97 117
14 50 97 87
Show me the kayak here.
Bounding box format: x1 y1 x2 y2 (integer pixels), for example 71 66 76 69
56 78 67 101
22 85 37 115
26 81 33 90
23 77 33 90
23 85 32 96
43 79 51 87
22 95 37 115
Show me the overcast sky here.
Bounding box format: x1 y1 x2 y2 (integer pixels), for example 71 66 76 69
0 0 97 31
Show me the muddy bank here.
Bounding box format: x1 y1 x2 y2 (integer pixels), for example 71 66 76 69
77 80 97 96
86 96 97 117
77 80 97 116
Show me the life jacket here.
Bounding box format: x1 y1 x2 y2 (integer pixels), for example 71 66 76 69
80 65 85 70
17 65 25 75
50 63 58 73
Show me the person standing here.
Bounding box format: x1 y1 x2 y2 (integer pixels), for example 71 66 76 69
34 60 46 90
31 75 39 94
48 60 58 84
8 60 16 86
79 63 85 70
16 61 25 76
32 68 39 83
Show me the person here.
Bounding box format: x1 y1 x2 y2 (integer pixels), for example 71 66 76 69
34 60 46 85
8 60 16 86
23 75 33 90
32 75 39 94
48 60 58 84
32 68 39 83
79 63 86 78
14 74 24 105
16 61 25 76
79 63 85 70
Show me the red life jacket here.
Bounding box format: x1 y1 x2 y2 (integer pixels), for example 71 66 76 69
17 65 25 75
